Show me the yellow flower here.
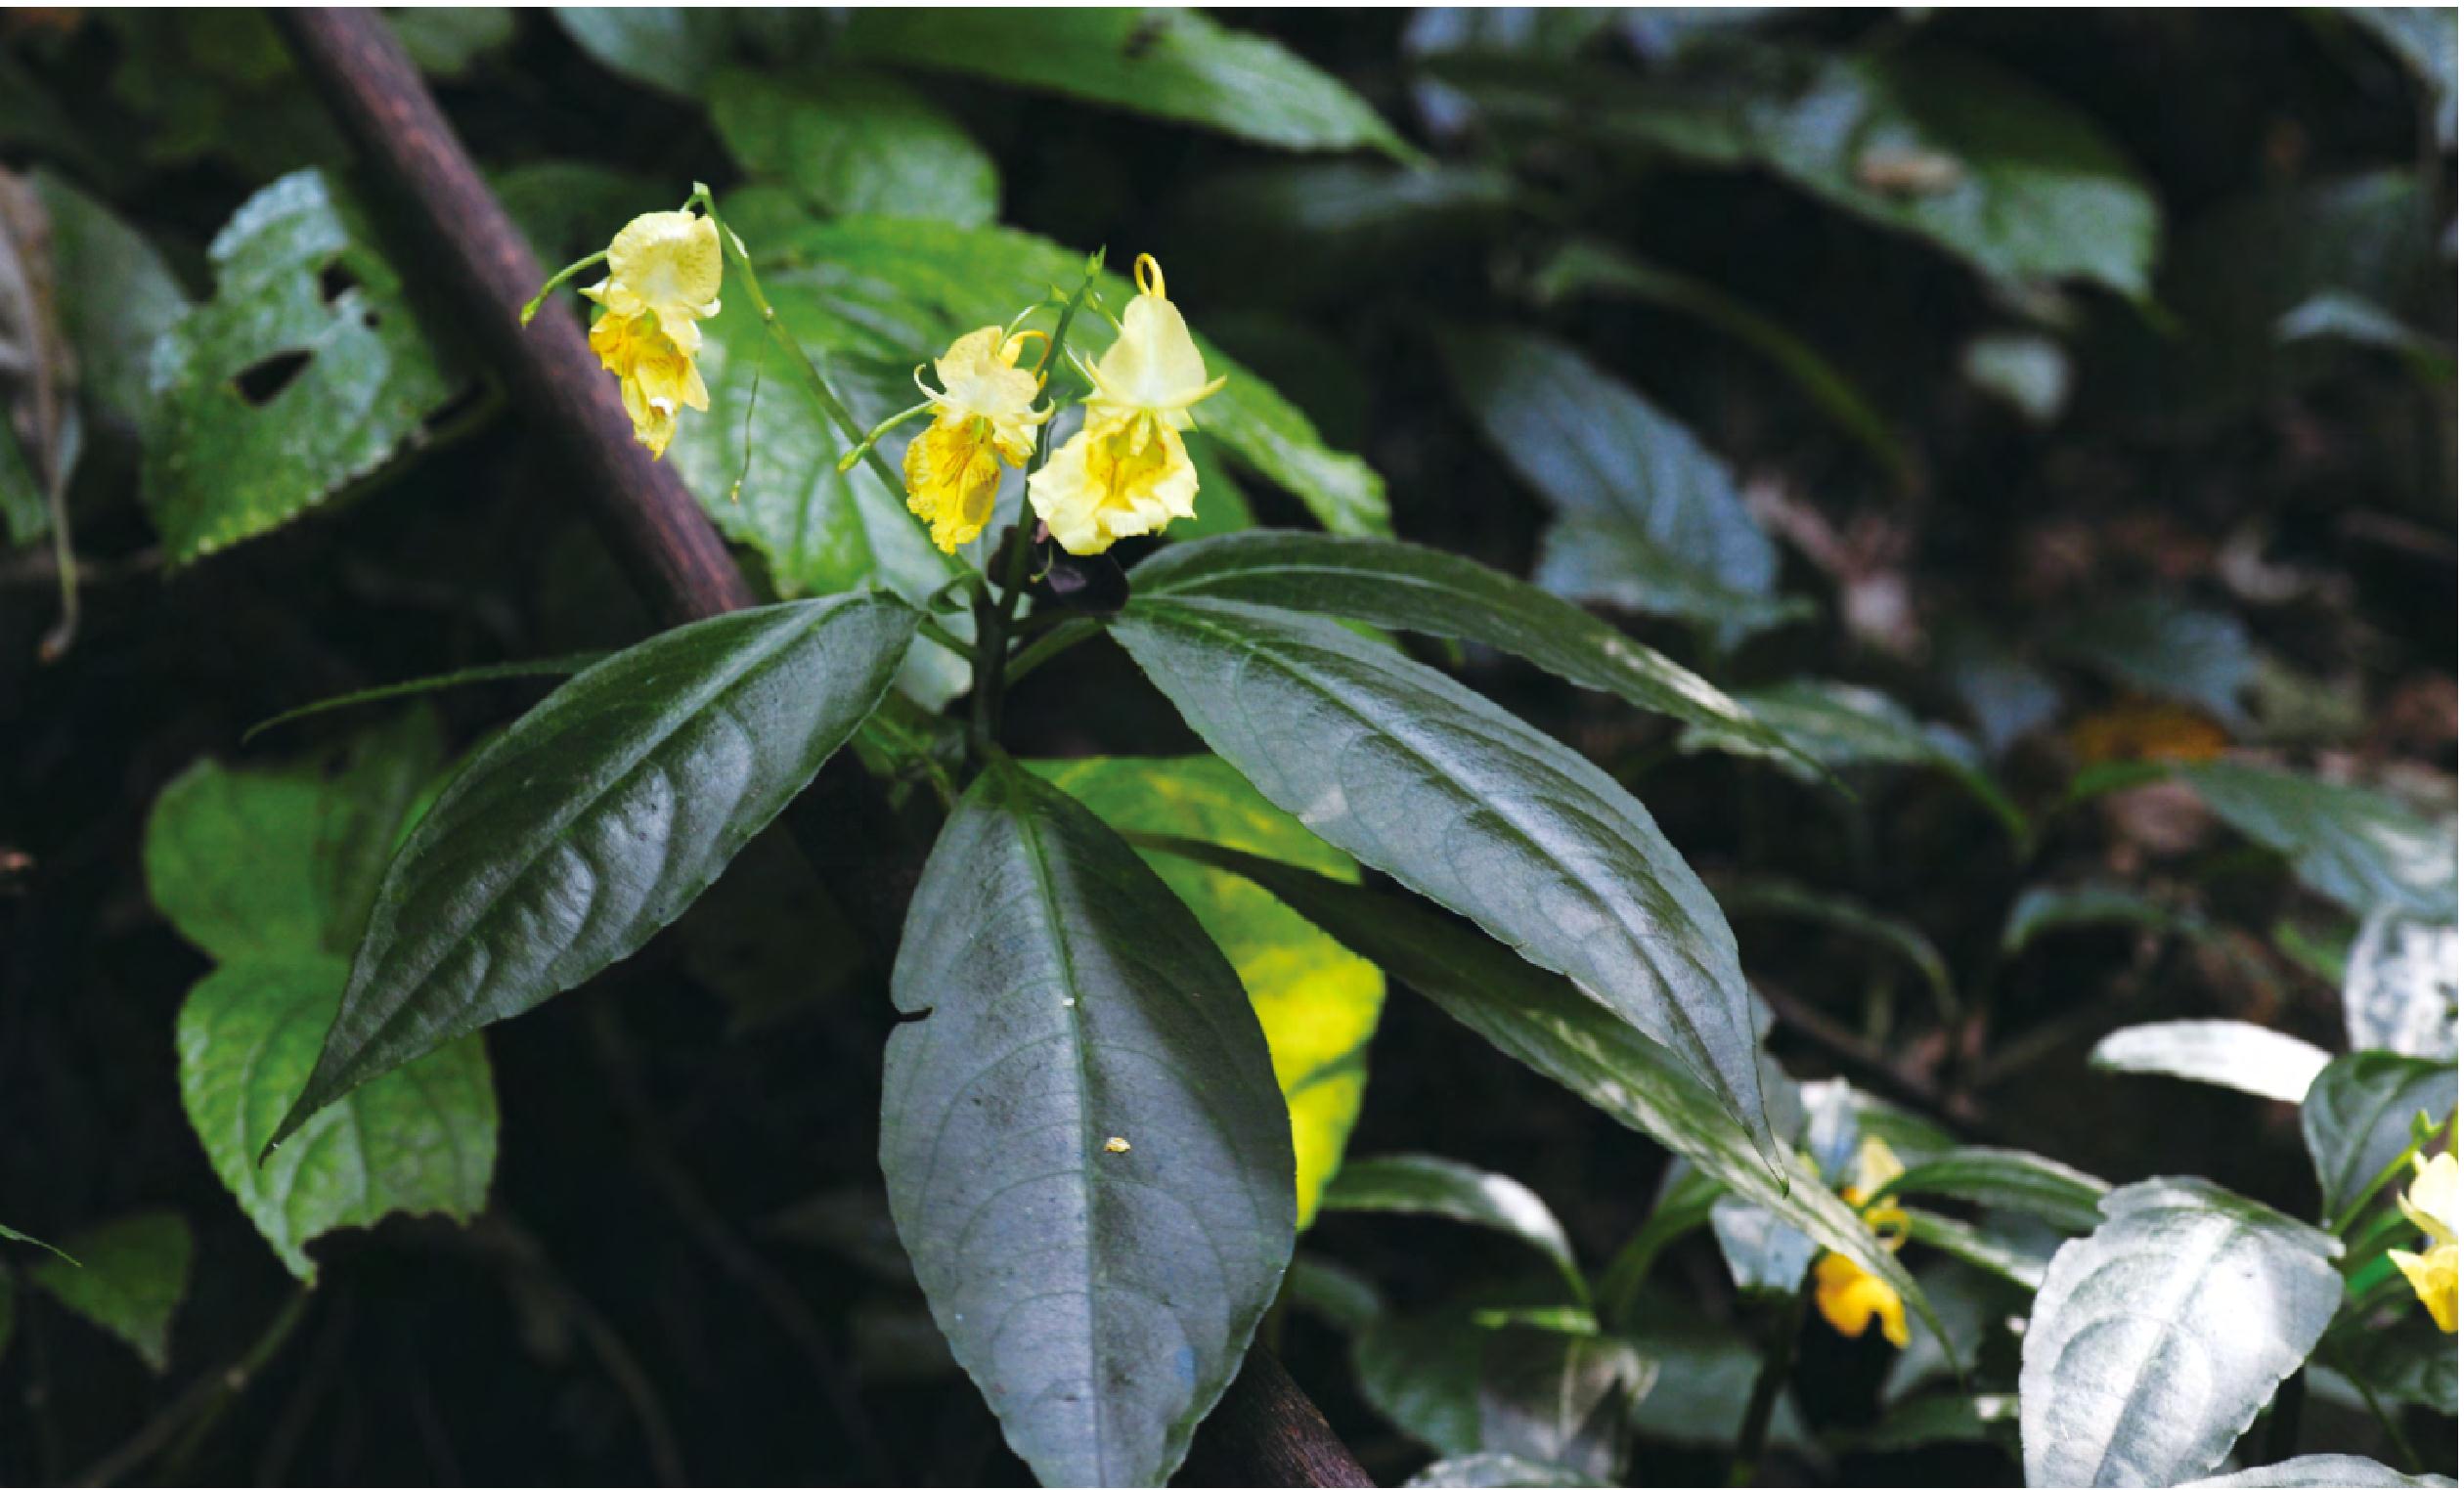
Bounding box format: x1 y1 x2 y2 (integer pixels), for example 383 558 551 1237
902 327 1052 552
1814 1136 1913 1348
2390 1151 2458 1333
1027 254 1226 555
581 210 723 458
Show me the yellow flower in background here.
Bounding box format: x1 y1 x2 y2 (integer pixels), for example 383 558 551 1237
1813 1136 1913 1348
2390 1150 2458 1333
902 327 1052 552
582 210 723 458
1027 254 1226 555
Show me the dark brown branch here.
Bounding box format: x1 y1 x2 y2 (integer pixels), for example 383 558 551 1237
273 12 1368 1486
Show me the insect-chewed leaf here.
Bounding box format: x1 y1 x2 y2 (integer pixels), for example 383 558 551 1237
2019 1178 2343 1489
1110 595 1778 1160
270 594 918 1151
880 760 1295 1488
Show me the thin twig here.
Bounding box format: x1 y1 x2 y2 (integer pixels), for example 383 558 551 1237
77 1289 313 1486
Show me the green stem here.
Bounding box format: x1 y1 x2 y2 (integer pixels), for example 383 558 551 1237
914 615 975 663
1729 1277 1810 1486
2329 1137 2431 1237
1003 618 1099 688
519 247 607 325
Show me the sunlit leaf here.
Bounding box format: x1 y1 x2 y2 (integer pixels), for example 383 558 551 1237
2343 908 2459 1060
2300 1053 2457 1221
2090 1020 2334 1105
1325 1155 1584 1303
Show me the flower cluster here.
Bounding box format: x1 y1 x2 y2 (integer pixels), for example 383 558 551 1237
580 211 723 459
901 327 1051 553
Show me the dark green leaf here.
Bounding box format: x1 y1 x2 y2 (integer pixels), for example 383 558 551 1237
2057 596 2256 731
2177 763 2458 919
1871 1148 2111 1234
553 8 735 98
880 760 1294 1487
1860 1390 2020 1455
1130 530 1809 767
1708 1196 1819 1293
2019 1178 2344 1488
2301 1053 2458 1221
243 655 603 743
2349 8 2458 146
1142 841 1941 1343
2184 1456 2455 1488
2090 1020 2334 1104
30 170 191 432
1030 755 1384 1225
391 8 516 78
711 66 997 226
180 958 496 1281
1325 1156 1585 1304
272 595 917 1148
1717 876 1955 1022
141 169 469 562
1357 1307 1487 1456
2343 909 2458 1059
1904 1208 2056 1291
839 8 1410 157
1624 1313 1812 1449
1475 1327 1647 1482
2002 881 2188 957
493 161 668 274
29 1212 192 1373
1112 597 1777 1157
2323 1310 2456 1416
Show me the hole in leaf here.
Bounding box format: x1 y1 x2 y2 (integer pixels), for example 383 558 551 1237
233 350 313 408
318 263 362 304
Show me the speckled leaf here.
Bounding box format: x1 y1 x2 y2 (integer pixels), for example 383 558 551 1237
271 595 918 1149
142 169 468 561
1129 531 1806 767
29 1212 192 1373
180 958 494 1281
712 66 996 226
840 8 1409 157
2300 1053 2457 1221
1112 597 1777 1159
2343 908 2458 1059
881 760 1294 1487
2019 1178 2343 1488
1029 755 1382 1227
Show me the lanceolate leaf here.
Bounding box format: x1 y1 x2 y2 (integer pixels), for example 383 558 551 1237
881 760 1295 1487
272 595 918 1149
1871 1148 2111 1235
1111 596 1777 1159
2090 1020 2333 1105
2300 1053 2458 1222
29 1212 192 1373
1128 531 1810 767
1324 1156 1587 1304
2177 763 2458 920
1141 840 1940 1345
2019 1178 2343 1489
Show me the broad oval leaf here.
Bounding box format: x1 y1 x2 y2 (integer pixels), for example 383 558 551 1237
2344 909 2459 1060
1129 530 1806 766
1324 1155 1586 1304
2019 1178 2343 1489
1143 840 1939 1345
29 1212 192 1373
2184 1457 2455 1488
1030 754 1384 1225
2090 1020 2334 1105
1872 1148 2112 1235
180 958 496 1282
271 595 918 1148
2300 1053 2459 1221
881 760 1295 1487
1110 596 1777 1159
2178 763 2458 920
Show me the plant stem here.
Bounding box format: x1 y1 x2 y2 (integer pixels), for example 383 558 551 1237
1728 1277 1810 1486
2329 1136 2430 1237
79 1288 312 1486
1003 618 1099 687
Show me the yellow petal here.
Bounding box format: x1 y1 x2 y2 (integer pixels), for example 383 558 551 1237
1026 410 1199 556
1086 280 1219 420
2390 1244 2459 1333
1844 1136 1906 1208
605 210 724 321
902 416 1006 553
2400 1152 2459 1248
1813 1252 1910 1347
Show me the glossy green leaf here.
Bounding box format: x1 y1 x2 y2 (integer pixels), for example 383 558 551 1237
839 8 1410 157
880 760 1294 1488
1112 597 1777 1158
1143 841 1940 1345
2019 1178 2343 1488
1708 1196 1819 1293
244 654 603 743
272 595 918 1148
2090 1020 2334 1105
142 169 469 562
1437 327 1791 647
29 1212 192 1373
145 711 446 964
711 66 996 226
553 8 736 98
2300 1053 2457 1221
2343 909 2458 1060
1681 679 2028 845
180 958 496 1281
2176 763 2459 920
1357 1307 1487 1457
2184 1457 2454 1488
1872 1148 2111 1234
744 213 1388 538
2057 596 2256 731
1030 755 1383 1226
30 170 191 432
1130 530 1808 766
1904 1209 2056 1291
1325 1156 1585 1304
1474 1326 1647 1482
2002 881 2188 957
1530 239 1910 486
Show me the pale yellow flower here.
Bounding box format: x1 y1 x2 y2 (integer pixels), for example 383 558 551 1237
2390 1150 2458 1333
1027 254 1226 555
902 327 1052 553
1814 1136 1913 1348
581 210 723 458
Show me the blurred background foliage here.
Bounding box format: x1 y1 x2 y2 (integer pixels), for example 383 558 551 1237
0 7 2454 1485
